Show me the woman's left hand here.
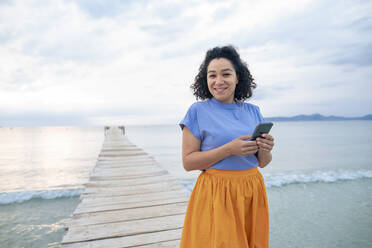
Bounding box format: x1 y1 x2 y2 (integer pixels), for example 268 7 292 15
256 134 274 152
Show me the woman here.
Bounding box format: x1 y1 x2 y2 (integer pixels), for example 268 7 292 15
179 45 274 248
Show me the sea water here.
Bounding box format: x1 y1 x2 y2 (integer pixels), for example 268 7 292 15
0 126 104 248
0 121 371 247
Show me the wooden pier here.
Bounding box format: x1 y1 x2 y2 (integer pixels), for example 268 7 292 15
61 126 190 247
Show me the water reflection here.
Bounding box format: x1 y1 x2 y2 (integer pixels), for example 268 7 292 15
0 126 104 192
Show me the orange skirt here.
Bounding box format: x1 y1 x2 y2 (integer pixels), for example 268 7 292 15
180 167 269 248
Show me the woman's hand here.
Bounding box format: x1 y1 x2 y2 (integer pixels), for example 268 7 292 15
256 134 275 152
228 134 259 156
256 134 274 168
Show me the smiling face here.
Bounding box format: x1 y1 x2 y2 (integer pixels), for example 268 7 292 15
207 58 238 104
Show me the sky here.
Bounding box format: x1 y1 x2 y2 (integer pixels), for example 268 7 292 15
0 0 371 126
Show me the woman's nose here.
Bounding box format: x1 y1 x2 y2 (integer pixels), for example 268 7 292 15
215 76 224 84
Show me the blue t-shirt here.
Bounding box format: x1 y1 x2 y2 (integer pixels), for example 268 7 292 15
179 97 264 170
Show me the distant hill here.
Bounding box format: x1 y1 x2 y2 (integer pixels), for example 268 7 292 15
265 113 372 122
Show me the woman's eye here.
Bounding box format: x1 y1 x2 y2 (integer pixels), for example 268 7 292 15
223 73 231 77
209 75 216 78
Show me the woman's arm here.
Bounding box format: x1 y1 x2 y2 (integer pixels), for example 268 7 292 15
182 126 259 171
257 150 272 168
256 134 274 168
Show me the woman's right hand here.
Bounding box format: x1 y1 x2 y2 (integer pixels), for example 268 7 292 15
228 134 258 156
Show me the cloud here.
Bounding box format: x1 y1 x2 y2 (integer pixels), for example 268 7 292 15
0 111 89 127
70 0 139 19
0 0 371 126
231 0 372 68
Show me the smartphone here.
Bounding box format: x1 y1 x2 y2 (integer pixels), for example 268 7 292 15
250 122 273 140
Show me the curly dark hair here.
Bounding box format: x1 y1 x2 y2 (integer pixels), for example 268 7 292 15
191 45 256 101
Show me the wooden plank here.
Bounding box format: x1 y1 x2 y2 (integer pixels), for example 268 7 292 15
69 202 188 226
61 229 181 248
85 174 177 187
96 158 158 164
89 169 167 178
74 196 188 215
96 156 155 162
81 185 185 200
85 179 179 189
99 152 148 157
101 147 140 151
79 189 189 207
89 170 170 180
63 214 185 244
99 149 147 155
101 141 138 144
83 180 184 195
87 175 176 184
91 165 164 176
94 163 159 169
135 240 181 248
97 156 156 161
96 157 157 163
100 146 143 150
95 160 158 167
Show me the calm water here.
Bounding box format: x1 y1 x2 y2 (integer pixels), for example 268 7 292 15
0 121 371 247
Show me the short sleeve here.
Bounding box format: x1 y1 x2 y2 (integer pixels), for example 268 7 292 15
179 103 201 140
255 106 265 123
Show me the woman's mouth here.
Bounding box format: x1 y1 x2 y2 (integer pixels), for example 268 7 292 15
214 87 227 94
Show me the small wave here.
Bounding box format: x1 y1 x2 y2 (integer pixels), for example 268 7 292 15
263 169 372 188
0 188 84 205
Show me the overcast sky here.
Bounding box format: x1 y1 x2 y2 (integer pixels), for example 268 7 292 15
1 0 371 126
